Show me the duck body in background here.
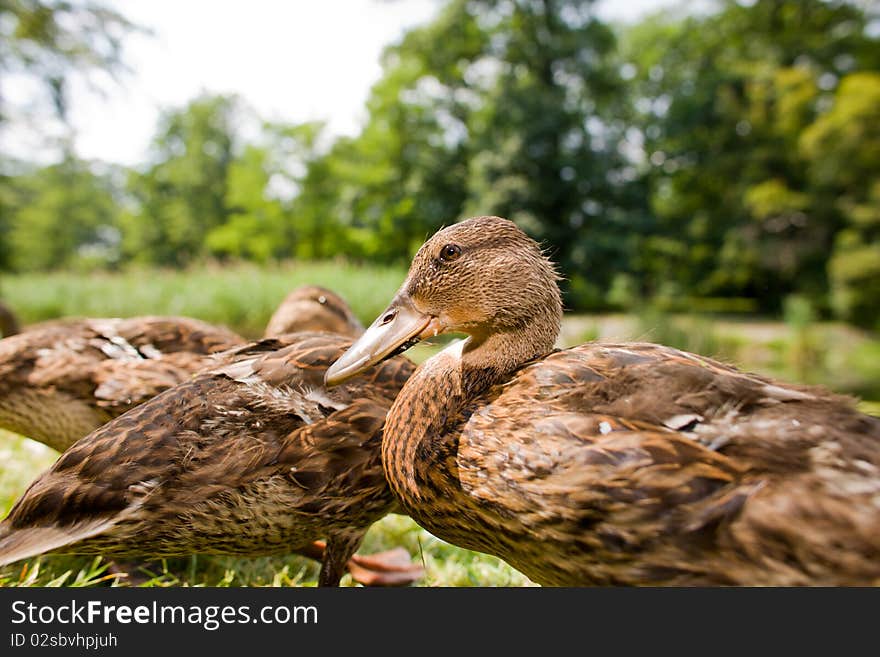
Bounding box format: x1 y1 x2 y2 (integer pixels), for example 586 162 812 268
0 316 244 451
0 285 364 453
0 332 418 586
326 215 880 586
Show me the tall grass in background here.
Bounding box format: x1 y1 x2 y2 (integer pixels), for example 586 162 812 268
3 261 407 338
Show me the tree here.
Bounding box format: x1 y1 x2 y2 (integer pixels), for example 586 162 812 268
0 0 139 133
0 0 138 281
293 1 484 262
801 72 880 328
122 94 246 266
622 0 878 313
207 122 322 262
294 0 638 310
457 0 636 308
4 155 121 270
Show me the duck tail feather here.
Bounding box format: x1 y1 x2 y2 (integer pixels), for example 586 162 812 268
0 517 118 567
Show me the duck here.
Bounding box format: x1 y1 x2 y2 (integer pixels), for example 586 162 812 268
265 285 364 338
325 215 880 586
0 286 363 453
0 332 421 586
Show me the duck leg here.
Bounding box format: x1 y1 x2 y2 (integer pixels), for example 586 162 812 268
316 535 362 587
302 540 424 587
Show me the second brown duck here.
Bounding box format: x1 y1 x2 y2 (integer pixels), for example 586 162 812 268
0 332 418 586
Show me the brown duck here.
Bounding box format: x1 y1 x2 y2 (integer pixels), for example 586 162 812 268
0 332 420 586
325 215 880 586
0 285 361 453
265 285 364 338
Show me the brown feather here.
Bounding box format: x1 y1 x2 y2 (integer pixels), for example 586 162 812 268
0 316 244 451
0 285 365 452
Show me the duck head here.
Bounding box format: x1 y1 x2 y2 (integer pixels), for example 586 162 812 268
265 285 364 338
325 216 562 386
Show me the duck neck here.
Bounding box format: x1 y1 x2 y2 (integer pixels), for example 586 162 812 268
382 316 559 507
461 324 556 386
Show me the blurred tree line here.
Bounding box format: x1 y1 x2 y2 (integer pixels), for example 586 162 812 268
1 0 879 328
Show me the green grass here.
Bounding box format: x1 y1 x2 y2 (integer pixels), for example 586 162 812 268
3 261 408 339
1 262 878 586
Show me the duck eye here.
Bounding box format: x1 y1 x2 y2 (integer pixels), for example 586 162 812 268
439 244 462 262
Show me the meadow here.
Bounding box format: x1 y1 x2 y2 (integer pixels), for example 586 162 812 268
1 262 878 586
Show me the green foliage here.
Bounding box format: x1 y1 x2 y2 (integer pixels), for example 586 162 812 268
453 0 632 305
211 122 323 262
1 0 879 326
288 1 483 262
289 0 641 305
782 294 827 382
3 261 407 338
624 0 878 315
2 156 121 271
122 94 244 266
636 307 734 362
801 72 880 328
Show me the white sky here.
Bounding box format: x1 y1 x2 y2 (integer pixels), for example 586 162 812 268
2 0 681 165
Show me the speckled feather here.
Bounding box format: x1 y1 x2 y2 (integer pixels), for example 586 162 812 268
0 286 364 453
0 332 414 586
0 316 244 451
374 217 880 586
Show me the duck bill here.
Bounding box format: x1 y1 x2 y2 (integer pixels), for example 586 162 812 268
325 294 440 386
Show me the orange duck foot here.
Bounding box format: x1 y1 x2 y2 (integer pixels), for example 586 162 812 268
346 547 425 586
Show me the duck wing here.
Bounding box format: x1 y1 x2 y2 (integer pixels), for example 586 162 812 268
112 316 243 356
0 316 243 390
